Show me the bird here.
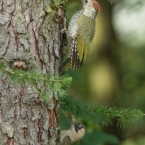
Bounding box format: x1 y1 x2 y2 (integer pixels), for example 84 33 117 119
60 113 85 145
59 0 100 75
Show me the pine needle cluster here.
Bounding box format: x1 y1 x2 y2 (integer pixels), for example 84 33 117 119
0 62 72 101
61 95 143 128
0 62 144 128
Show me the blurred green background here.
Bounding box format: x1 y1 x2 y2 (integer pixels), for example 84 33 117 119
60 0 145 144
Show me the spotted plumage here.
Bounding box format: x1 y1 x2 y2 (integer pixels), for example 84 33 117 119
59 0 100 75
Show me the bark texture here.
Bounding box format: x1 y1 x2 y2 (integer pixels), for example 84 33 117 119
0 0 65 144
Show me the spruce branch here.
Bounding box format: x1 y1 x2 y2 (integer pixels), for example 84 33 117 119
0 62 72 84
61 95 143 128
0 62 72 100
0 62 143 128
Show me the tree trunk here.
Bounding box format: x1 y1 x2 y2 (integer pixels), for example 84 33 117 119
0 0 65 144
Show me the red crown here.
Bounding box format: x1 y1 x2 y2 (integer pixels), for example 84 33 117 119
92 0 100 12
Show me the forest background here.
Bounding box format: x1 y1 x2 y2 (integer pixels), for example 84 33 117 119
60 0 145 145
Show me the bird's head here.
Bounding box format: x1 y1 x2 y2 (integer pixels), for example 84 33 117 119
68 112 85 133
82 0 100 13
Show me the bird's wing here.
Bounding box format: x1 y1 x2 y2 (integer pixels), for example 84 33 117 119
68 10 83 37
77 35 89 65
77 14 96 64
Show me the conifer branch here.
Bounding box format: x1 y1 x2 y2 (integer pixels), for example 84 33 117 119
61 95 143 128
0 62 143 128
0 62 72 100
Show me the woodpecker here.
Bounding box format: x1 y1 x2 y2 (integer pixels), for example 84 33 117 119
59 0 100 74
60 113 85 145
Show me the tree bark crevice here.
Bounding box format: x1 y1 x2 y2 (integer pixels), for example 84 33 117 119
0 0 65 144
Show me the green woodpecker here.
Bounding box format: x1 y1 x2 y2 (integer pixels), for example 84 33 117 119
60 113 85 145
60 0 100 74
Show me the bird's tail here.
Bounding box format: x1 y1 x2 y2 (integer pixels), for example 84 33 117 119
59 37 81 75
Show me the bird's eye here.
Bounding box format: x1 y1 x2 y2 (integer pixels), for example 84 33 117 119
85 0 88 3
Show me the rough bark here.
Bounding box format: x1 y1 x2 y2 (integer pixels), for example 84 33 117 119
0 0 65 144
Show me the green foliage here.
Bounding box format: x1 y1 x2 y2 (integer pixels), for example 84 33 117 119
61 95 143 128
0 62 72 101
0 62 143 128
61 95 101 122
80 130 120 145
